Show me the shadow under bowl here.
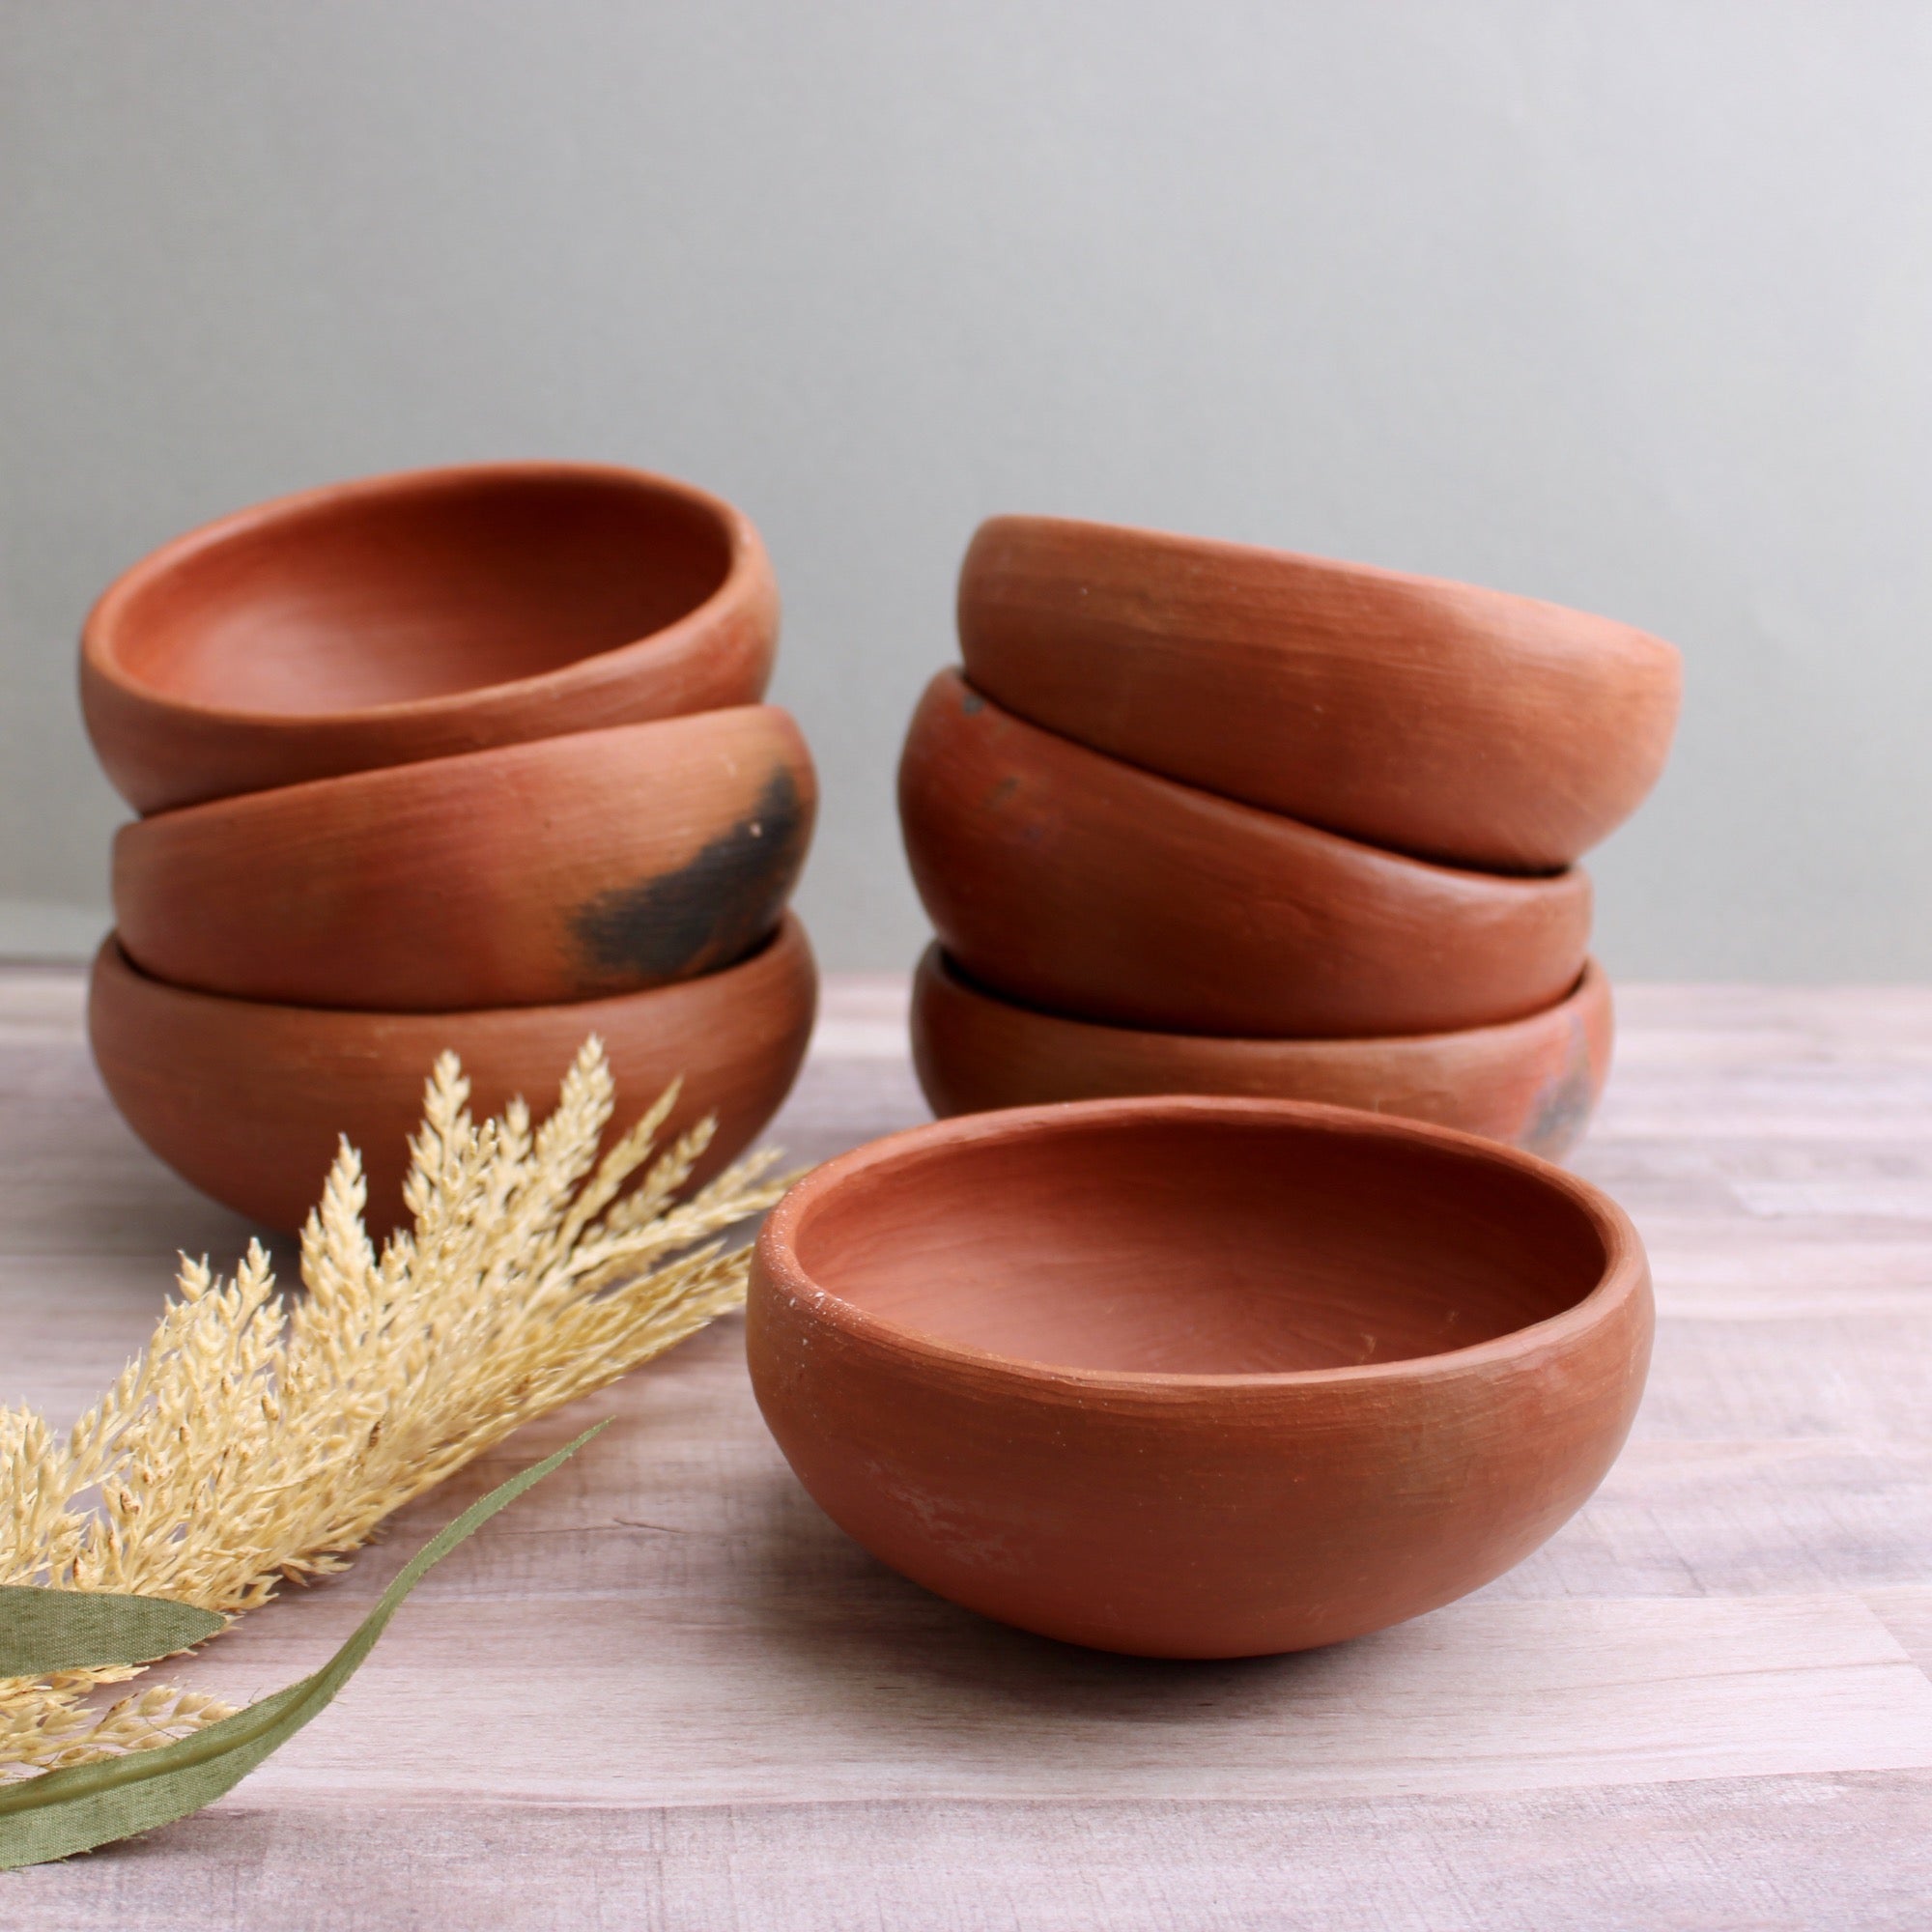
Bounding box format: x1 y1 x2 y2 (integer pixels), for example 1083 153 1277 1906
114 706 816 1010
912 947 1614 1161
82 462 781 812
750 1096 1651 1659
959 514 1682 873
89 914 817 1236
899 669 1593 1038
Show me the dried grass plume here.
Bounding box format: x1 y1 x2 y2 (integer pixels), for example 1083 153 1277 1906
0 1039 789 1776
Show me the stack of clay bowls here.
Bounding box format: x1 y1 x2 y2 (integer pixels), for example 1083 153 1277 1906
83 463 818 1233
902 515 1682 1158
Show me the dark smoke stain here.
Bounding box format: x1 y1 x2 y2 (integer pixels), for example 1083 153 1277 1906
1520 1025 1599 1160
568 766 810 988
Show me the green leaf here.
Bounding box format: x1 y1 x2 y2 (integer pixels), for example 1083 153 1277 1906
0 1420 608 1871
0 1587 225 1677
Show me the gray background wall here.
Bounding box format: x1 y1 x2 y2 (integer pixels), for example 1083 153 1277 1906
3 2 1927 978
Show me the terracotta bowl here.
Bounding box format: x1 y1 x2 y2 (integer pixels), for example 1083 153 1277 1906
898 670 1593 1038
912 948 1614 1160
89 915 816 1236
82 462 780 812
749 1096 1651 1659
958 515 1683 873
113 707 816 1011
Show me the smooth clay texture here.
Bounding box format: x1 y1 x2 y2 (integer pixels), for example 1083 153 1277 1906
898 670 1593 1038
88 914 817 1235
749 1096 1652 1658
81 462 781 812
114 707 817 1010
912 947 1614 1160
959 515 1683 873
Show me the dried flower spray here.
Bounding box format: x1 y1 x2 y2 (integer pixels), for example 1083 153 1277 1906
0 1039 789 1779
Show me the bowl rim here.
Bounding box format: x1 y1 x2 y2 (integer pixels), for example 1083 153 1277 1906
962 512 1682 667
912 668 1586 897
95 905 812 1023
919 943 1608 1055
755 1094 1647 1392
114 701 809 835
81 459 770 730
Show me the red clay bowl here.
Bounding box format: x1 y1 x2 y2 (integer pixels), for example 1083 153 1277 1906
899 670 1593 1038
959 515 1683 873
82 462 780 812
749 1096 1652 1659
89 914 816 1236
113 707 816 1011
912 948 1614 1160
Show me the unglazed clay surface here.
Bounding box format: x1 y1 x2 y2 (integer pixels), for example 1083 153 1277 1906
81 463 780 811
959 515 1682 873
114 708 816 1010
87 915 816 1235
912 947 1614 1159
749 1096 1652 1657
899 670 1592 1038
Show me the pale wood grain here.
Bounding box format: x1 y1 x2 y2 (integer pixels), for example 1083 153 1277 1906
6 1776 1930 1932
1864 1585 1932 1675
0 974 1928 1926
156 1585 1932 1806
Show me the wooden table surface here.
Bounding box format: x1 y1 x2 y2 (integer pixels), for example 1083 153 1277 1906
2 970 1929 1928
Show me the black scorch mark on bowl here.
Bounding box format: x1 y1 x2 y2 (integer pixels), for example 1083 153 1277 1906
568 766 809 988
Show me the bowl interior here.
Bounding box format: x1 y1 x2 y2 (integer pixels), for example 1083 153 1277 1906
792 1111 1609 1375
99 470 735 716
